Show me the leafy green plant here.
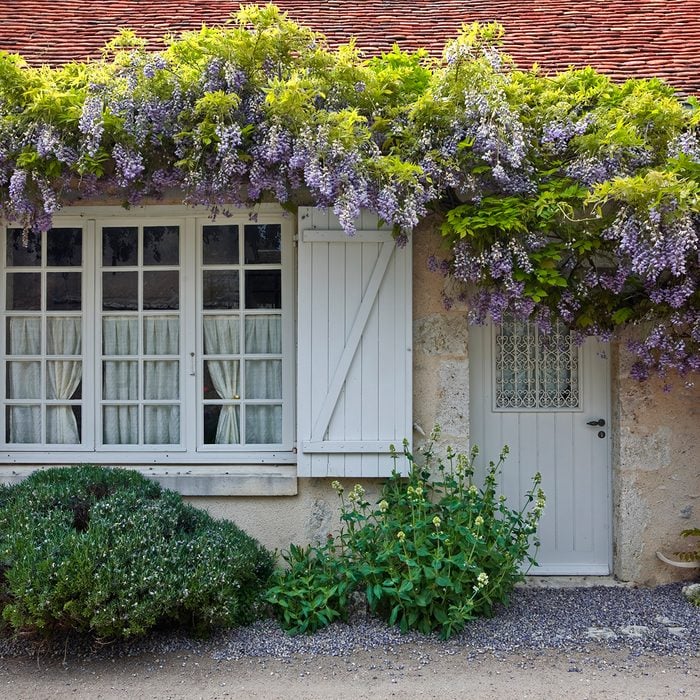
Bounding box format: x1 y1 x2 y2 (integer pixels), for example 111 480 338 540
266 429 544 639
265 541 353 635
0 466 275 639
675 528 700 562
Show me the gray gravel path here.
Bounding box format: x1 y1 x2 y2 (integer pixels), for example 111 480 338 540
1 583 697 662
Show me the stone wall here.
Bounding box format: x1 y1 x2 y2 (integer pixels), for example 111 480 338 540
4 206 698 583
612 342 700 585
411 219 470 453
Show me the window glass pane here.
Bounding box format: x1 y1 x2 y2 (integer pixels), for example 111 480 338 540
47 406 81 444
103 406 138 444
7 317 41 355
6 272 41 310
47 317 81 355
7 406 40 443
244 224 281 264
47 228 82 267
103 317 138 355
103 361 138 400
143 317 179 355
144 406 179 444
6 229 40 266
204 360 239 399
246 360 282 399
246 405 282 444
203 225 239 264
47 272 81 310
103 271 138 310
143 270 179 310
203 270 239 309
102 227 138 266
203 315 239 354
143 226 179 266
245 270 281 309
203 404 239 445
47 361 82 399
245 315 281 353
144 361 179 400
7 361 41 398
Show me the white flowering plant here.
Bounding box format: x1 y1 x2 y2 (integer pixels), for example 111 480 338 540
334 430 544 638
0 466 274 640
267 428 544 639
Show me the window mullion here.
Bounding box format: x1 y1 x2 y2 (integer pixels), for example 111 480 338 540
183 216 198 454
84 219 97 450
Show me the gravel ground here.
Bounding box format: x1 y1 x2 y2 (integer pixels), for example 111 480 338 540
0 582 697 663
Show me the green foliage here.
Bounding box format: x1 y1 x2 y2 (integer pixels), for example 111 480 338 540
266 431 544 639
265 541 353 635
0 466 274 639
0 4 697 379
675 528 700 563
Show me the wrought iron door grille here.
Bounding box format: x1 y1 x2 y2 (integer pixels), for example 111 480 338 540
494 317 580 409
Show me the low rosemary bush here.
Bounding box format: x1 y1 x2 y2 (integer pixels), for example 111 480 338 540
0 466 274 639
267 432 545 639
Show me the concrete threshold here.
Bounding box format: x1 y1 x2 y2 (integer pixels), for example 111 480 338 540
518 575 637 589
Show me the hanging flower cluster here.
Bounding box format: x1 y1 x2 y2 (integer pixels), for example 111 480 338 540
0 5 697 382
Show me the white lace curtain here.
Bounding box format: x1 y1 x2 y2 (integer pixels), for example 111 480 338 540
203 316 240 444
204 315 282 444
8 317 82 443
7 314 281 446
102 316 179 444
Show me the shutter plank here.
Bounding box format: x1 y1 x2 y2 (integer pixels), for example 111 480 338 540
343 240 364 476
361 241 380 477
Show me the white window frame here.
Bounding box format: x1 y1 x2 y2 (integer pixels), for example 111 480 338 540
0 204 296 468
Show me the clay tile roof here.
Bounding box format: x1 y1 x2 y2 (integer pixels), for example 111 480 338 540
0 1 698 93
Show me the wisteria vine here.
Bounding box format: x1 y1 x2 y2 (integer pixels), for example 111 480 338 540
0 5 697 382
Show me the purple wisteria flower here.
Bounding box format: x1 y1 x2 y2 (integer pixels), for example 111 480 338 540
78 96 104 157
112 144 145 186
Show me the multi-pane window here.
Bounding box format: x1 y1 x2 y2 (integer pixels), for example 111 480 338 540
1 210 293 460
201 223 283 447
100 224 181 446
4 227 84 445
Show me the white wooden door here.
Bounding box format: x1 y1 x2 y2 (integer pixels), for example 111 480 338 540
470 319 611 574
297 208 412 477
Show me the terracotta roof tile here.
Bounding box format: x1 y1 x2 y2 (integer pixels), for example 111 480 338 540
0 1 698 93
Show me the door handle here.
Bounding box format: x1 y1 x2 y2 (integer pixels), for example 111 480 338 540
586 418 605 427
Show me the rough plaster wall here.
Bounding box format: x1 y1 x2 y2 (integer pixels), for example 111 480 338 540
188 478 383 553
412 219 469 454
612 342 700 585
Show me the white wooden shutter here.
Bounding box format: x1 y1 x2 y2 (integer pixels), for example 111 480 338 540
297 207 412 477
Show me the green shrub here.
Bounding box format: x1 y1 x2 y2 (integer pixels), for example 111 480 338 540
0 466 274 639
267 431 544 639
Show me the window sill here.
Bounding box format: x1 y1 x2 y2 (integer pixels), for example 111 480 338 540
0 465 298 496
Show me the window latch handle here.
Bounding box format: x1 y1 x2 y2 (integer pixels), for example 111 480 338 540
189 351 196 376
